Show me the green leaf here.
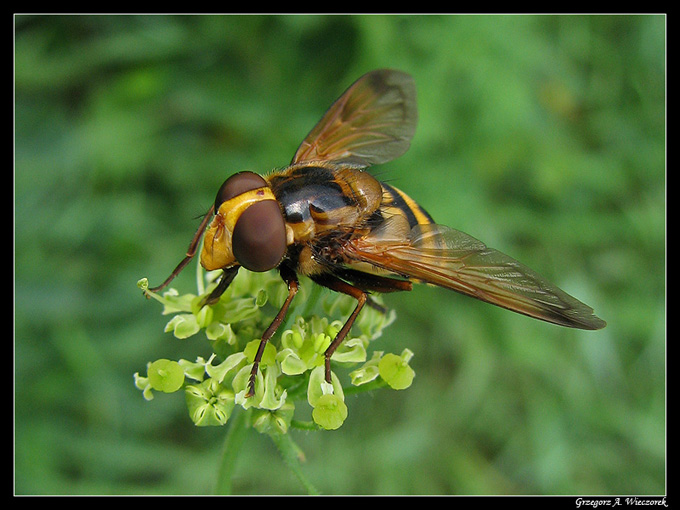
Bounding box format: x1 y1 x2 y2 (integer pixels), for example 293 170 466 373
311 393 348 430
350 351 384 386
307 366 344 408
165 314 200 339
147 359 185 393
378 351 415 390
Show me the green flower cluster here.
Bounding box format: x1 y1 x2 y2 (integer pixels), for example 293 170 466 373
136 267 415 431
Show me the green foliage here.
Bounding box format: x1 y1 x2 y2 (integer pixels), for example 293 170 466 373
15 14 665 495
378 351 416 390
136 268 404 437
135 268 405 491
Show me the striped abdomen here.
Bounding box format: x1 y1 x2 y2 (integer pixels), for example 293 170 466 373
379 182 435 228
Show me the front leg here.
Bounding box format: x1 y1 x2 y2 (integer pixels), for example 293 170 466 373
148 205 215 294
200 265 240 306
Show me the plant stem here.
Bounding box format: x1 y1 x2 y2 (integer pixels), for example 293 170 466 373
269 432 320 495
215 407 251 494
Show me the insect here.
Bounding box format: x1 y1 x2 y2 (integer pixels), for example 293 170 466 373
148 69 606 397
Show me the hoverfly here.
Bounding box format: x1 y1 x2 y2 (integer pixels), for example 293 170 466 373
149 69 606 397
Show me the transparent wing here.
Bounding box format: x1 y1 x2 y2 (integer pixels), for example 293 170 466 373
291 69 417 167
346 219 606 330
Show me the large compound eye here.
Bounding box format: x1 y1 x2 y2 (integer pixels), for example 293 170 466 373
214 171 267 212
232 201 287 272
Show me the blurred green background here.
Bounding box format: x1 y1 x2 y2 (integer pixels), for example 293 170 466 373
14 14 665 495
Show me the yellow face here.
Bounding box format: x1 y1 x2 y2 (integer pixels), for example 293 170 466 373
200 186 279 271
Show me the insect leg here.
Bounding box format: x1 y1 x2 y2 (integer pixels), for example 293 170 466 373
332 268 413 313
200 265 240 306
333 267 413 294
246 265 299 397
310 274 369 384
148 205 215 293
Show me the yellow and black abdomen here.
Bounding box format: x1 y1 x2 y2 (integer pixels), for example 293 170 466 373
380 182 435 228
